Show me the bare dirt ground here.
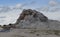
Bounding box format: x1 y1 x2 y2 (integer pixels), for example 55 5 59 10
0 29 60 37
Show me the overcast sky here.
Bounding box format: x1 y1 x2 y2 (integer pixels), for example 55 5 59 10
0 0 60 25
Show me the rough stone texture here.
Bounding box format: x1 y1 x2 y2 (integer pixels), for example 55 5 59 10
15 9 60 30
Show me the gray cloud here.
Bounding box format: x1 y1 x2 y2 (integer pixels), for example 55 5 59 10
0 0 37 13
0 4 23 13
36 0 60 12
36 7 49 12
0 16 6 18
50 8 60 12
0 6 12 12
49 0 57 7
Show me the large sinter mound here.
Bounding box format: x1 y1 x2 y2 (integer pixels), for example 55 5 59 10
15 9 60 30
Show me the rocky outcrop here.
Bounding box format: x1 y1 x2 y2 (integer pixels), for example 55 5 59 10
15 9 60 30
15 9 48 24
